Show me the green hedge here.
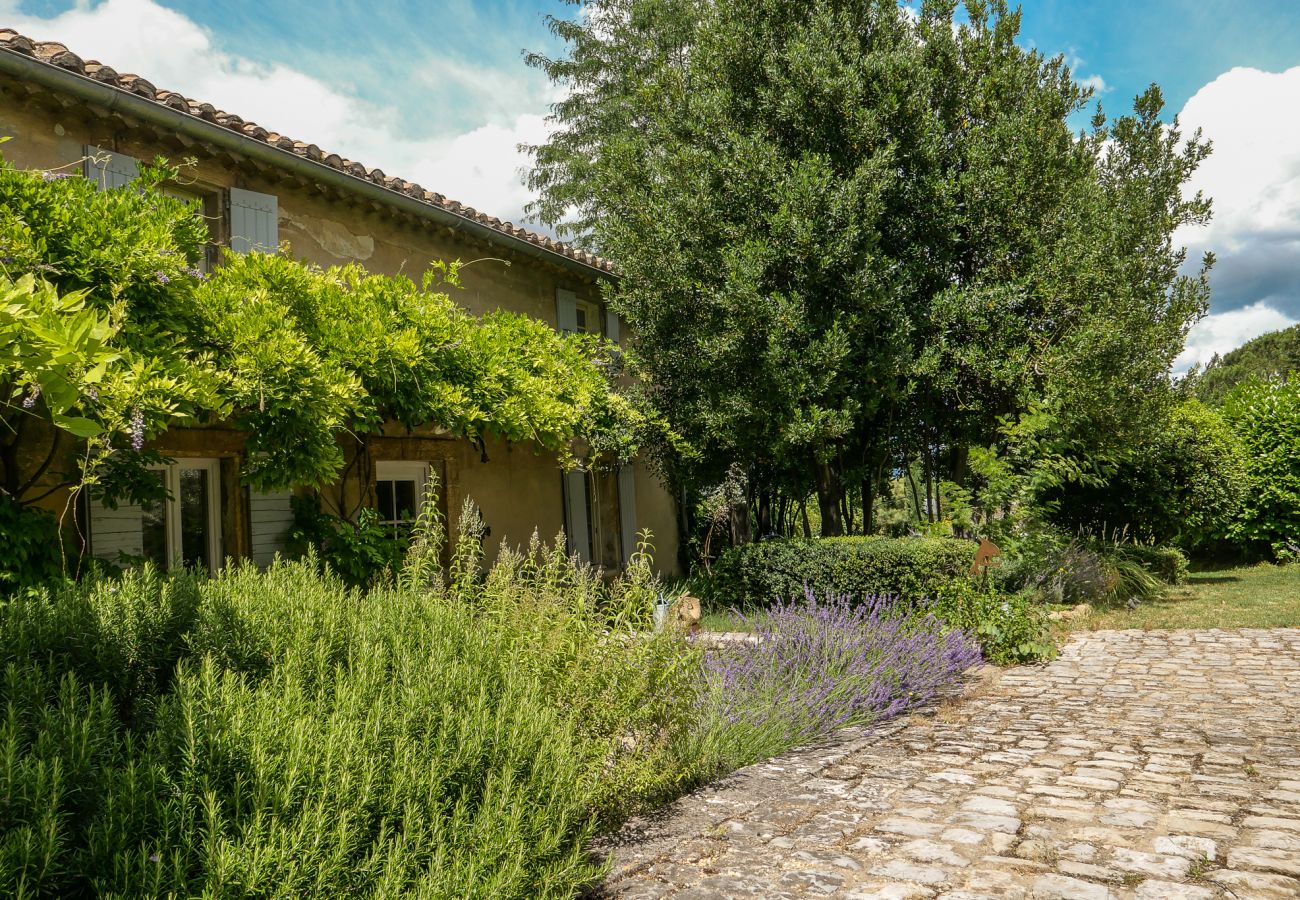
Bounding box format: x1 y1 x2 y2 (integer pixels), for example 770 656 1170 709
708 536 978 609
1114 544 1188 585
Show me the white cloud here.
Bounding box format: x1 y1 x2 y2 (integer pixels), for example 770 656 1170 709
1078 73 1108 94
1175 66 1300 327
1066 51 1109 95
0 0 555 227
1175 301 1297 372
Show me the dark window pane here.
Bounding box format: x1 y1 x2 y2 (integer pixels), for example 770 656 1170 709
179 468 211 571
575 307 587 331
141 470 168 569
377 481 395 522
394 480 416 521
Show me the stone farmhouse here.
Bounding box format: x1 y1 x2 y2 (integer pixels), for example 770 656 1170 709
0 28 681 576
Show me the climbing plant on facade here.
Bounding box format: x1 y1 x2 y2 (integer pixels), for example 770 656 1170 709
0 153 640 549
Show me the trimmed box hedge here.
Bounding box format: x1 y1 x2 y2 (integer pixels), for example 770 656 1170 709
707 536 978 609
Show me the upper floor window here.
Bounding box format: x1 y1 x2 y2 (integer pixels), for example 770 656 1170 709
574 298 602 335
83 146 277 267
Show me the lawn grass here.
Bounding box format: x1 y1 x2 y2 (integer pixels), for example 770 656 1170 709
1073 562 1300 631
699 609 754 633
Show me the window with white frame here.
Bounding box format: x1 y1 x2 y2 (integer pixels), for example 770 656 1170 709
375 461 428 538
89 458 222 573
573 298 602 335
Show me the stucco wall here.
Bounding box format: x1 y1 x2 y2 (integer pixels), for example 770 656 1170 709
0 93 682 575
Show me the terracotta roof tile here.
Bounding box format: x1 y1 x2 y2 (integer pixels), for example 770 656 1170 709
0 28 613 273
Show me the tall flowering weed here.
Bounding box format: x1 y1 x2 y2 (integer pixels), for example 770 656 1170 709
688 589 981 773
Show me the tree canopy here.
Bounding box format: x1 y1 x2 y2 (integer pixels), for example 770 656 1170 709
525 0 1213 537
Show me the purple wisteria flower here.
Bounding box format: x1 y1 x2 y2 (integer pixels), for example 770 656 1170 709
21 384 40 409
155 271 170 284
41 171 73 182
700 588 981 761
130 407 146 451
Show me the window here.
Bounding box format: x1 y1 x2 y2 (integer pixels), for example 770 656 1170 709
375 461 428 538
90 458 222 573
556 288 605 337
574 298 602 335
160 183 223 273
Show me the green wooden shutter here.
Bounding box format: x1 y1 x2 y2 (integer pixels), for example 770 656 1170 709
229 187 279 254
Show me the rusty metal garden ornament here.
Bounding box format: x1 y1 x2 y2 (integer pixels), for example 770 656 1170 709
970 539 1003 577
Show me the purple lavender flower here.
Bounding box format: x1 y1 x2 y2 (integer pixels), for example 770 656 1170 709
21 384 39 409
130 407 146 451
699 588 981 764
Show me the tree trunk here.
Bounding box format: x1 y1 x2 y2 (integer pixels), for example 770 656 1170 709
862 475 874 535
950 444 969 485
906 463 924 524
757 492 773 538
923 447 935 524
729 499 751 546
814 460 844 537
800 500 812 538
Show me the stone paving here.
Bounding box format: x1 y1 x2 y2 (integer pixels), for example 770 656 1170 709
600 629 1300 899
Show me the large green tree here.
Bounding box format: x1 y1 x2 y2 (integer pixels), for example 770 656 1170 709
526 0 1214 539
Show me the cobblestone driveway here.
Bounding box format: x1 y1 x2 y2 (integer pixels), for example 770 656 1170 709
601 630 1300 900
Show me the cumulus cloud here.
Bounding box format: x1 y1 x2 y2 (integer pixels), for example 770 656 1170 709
1175 302 1298 373
0 0 556 227
1175 66 1300 325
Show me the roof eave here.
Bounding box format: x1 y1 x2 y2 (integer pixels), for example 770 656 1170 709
0 47 612 280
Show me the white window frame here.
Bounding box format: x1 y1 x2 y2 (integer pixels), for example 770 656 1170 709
375 461 428 536
145 458 223 573
574 298 602 335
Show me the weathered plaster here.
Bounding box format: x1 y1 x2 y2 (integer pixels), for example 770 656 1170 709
280 207 375 261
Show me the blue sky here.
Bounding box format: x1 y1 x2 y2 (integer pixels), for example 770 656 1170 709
3 0 1300 365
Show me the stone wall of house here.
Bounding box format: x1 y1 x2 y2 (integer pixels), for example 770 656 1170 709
0 97 681 575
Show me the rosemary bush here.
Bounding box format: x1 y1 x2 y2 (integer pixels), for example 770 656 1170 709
0 501 695 898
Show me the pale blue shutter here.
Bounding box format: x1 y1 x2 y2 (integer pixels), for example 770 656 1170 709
605 309 620 342
563 470 591 564
229 187 279 254
83 145 138 190
556 288 578 333
618 465 637 566
88 495 144 562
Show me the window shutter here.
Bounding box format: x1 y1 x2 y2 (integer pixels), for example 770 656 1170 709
248 489 295 568
83 145 138 190
556 288 578 333
229 187 279 254
88 495 144 562
605 309 621 343
563 469 591 563
618 465 637 567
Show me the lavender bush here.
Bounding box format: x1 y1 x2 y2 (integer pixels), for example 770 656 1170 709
687 589 982 774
